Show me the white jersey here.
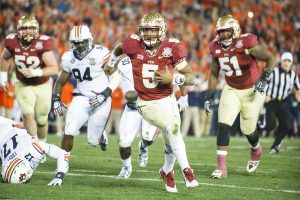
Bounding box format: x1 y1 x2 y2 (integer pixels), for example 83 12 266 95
0 117 69 173
62 45 110 98
116 56 135 94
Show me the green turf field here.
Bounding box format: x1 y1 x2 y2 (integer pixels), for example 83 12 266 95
1 135 300 200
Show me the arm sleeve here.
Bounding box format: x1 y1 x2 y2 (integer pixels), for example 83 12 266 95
42 37 55 52
39 141 69 173
61 53 71 73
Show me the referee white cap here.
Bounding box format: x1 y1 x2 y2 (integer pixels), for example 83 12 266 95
281 52 293 62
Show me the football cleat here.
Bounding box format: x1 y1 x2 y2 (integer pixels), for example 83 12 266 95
99 132 108 151
211 169 227 179
247 145 262 173
117 165 132 179
269 146 279 154
182 168 199 188
159 168 178 193
138 140 148 168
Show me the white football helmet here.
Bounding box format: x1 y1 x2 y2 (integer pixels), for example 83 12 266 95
216 15 240 47
2 157 33 184
139 12 167 48
69 25 93 57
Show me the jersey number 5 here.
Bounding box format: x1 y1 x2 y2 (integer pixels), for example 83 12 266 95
218 56 242 76
142 64 159 88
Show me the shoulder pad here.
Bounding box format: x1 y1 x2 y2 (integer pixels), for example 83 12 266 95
130 34 141 41
39 35 50 40
168 38 180 43
5 33 17 40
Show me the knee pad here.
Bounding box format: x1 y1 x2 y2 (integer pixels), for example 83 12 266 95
142 139 154 146
164 144 173 154
217 123 231 146
245 130 259 147
36 115 48 126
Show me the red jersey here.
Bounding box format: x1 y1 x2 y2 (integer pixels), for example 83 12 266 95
4 34 54 85
121 34 187 100
209 34 260 89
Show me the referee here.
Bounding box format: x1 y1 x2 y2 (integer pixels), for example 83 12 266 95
265 52 300 153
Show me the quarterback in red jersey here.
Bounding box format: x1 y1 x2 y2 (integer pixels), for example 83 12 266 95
104 12 198 192
0 16 58 143
205 15 275 179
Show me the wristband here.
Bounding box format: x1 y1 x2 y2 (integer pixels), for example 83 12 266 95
31 68 43 77
172 74 185 85
107 53 118 68
0 72 8 82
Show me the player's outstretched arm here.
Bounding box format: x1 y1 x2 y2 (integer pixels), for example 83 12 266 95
37 141 69 186
104 44 124 75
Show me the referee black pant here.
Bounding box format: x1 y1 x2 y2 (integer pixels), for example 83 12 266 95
265 99 293 149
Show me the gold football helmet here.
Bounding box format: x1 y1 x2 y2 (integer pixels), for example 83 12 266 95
139 12 167 48
216 15 240 47
17 16 39 45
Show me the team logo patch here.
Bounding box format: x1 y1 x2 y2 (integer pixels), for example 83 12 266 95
235 40 243 48
137 54 144 60
15 48 20 52
70 58 75 64
216 49 221 54
35 41 43 50
162 47 172 58
89 58 96 65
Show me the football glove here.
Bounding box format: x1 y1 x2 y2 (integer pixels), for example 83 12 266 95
204 89 214 115
48 172 65 186
89 87 112 107
177 95 189 112
254 68 271 94
53 94 66 117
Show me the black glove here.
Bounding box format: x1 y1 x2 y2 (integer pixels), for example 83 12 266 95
204 89 214 115
254 68 271 94
89 87 112 107
126 101 137 110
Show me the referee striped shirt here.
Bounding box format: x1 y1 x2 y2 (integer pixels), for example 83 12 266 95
266 66 300 101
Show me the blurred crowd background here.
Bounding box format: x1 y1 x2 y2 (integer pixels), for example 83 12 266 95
0 0 299 137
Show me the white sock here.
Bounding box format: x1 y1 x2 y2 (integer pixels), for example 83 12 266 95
216 150 228 155
140 140 147 148
251 143 260 149
122 157 132 168
172 146 190 171
38 138 47 143
163 153 176 174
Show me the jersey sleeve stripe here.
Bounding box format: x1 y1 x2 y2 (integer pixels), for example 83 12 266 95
174 60 188 71
103 52 111 62
32 142 45 155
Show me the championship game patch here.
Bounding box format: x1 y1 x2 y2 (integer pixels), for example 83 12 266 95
35 41 43 50
235 40 243 48
162 47 172 58
137 54 144 60
89 58 96 65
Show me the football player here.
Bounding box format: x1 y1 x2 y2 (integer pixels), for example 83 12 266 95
104 12 198 192
0 116 69 185
53 25 118 166
205 15 275 178
108 56 159 179
0 16 58 144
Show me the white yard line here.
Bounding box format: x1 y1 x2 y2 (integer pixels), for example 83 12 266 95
38 171 300 194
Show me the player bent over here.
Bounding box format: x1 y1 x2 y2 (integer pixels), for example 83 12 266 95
0 116 69 185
